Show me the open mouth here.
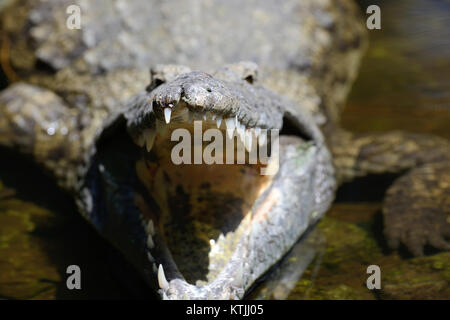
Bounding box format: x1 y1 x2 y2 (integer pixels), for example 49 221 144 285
97 66 335 299
134 100 284 280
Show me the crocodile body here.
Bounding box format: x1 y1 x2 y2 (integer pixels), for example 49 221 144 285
1 0 449 299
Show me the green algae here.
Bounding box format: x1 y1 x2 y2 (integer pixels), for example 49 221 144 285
0 168 139 299
379 253 450 299
283 204 450 300
0 184 61 299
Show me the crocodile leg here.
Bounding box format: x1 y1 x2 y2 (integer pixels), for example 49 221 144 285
327 126 450 256
0 82 109 193
383 162 450 256
0 84 80 188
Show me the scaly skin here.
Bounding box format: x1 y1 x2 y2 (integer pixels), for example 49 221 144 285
0 0 364 190
0 0 449 299
327 126 450 255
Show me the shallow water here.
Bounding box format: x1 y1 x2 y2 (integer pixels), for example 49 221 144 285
1 0 450 299
345 0 450 140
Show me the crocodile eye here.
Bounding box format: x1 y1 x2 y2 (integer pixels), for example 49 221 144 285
147 65 192 92
153 78 165 87
146 77 165 92
155 78 164 86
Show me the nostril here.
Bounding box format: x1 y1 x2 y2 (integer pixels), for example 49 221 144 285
244 75 254 84
206 88 212 92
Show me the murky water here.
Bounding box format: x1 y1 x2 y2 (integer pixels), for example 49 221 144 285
345 0 450 140
1 0 449 299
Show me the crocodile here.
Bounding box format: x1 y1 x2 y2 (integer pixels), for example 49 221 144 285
1 0 449 299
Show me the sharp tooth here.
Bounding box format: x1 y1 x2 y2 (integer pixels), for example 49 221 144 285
143 128 156 152
147 251 154 262
158 264 169 290
147 235 154 249
225 118 235 130
146 220 155 236
203 114 207 121
236 123 245 144
254 127 261 137
134 134 145 147
211 114 216 120
238 129 245 145
146 140 153 152
258 132 267 146
237 122 245 138
216 116 222 128
225 118 235 139
235 115 238 126
164 107 172 124
245 130 253 152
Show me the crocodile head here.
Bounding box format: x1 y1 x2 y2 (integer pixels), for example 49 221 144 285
84 63 336 299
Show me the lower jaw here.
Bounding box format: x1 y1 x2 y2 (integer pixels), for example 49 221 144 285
135 134 320 299
148 162 273 285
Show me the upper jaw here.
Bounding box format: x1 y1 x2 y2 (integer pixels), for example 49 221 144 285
124 65 324 149
126 69 288 138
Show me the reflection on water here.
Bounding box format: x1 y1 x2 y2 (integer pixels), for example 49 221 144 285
345 0 450 140
1 0 450 299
